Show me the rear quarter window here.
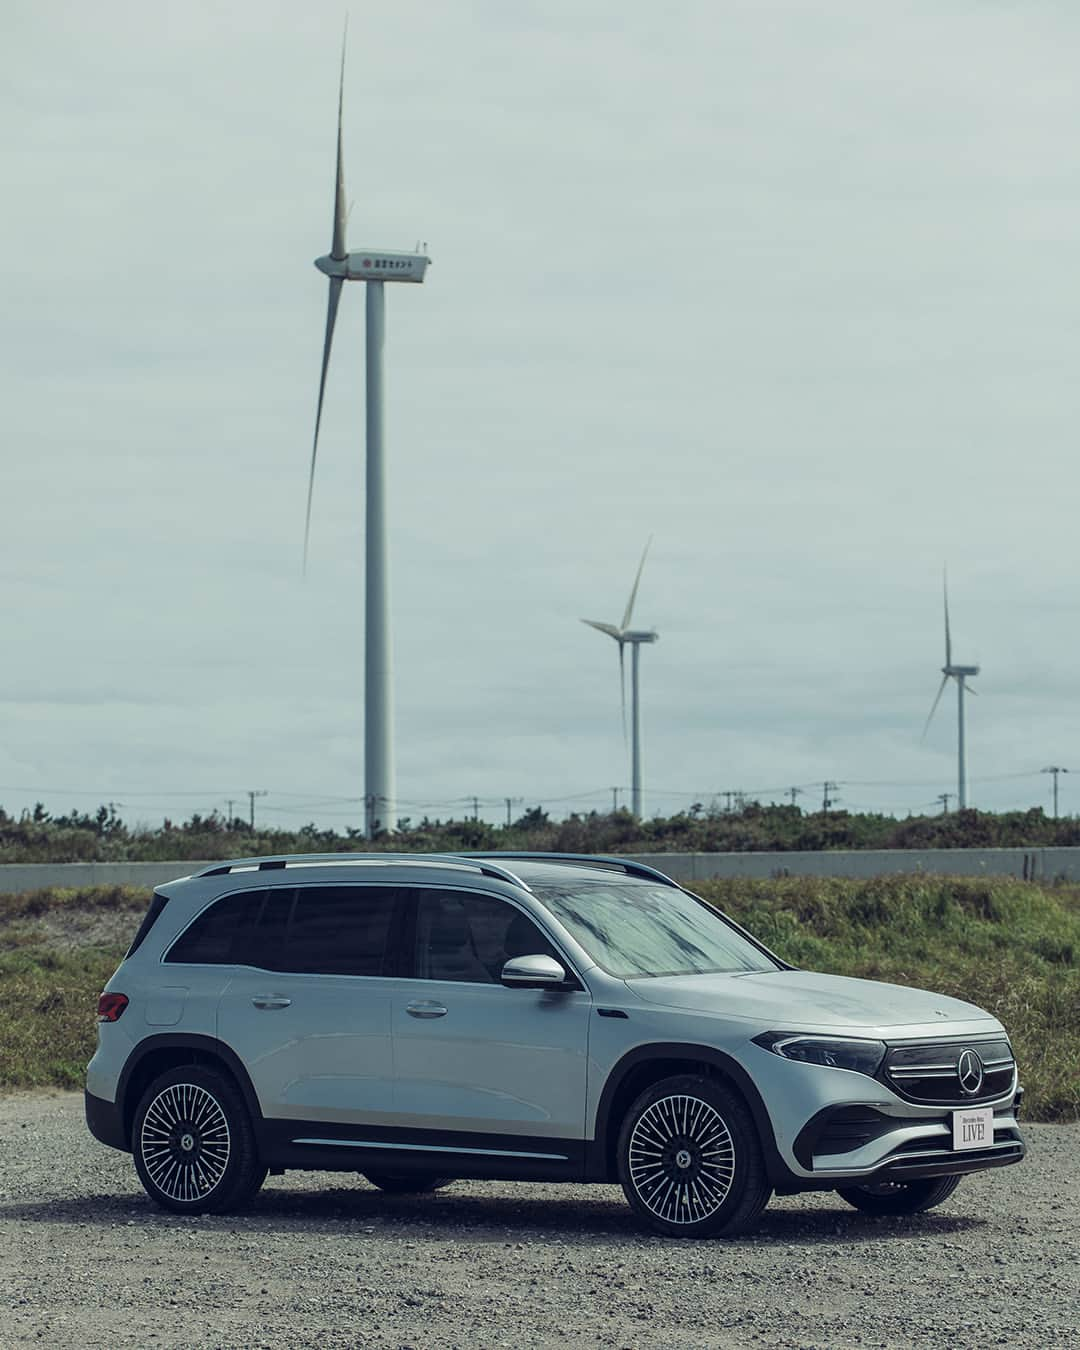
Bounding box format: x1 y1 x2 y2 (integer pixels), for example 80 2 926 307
125 892 170 958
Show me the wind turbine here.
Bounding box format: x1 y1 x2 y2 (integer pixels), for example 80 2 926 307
582 540 659 820
304 41 431 837
923 571 979 810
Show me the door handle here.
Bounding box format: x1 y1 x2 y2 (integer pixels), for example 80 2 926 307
406 1000 448 1019
251 995 292 1010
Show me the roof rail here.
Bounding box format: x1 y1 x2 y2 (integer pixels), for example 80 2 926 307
461 852 678 887
190 852 531 888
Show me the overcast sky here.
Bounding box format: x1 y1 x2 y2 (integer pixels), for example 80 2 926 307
3 0 1079 831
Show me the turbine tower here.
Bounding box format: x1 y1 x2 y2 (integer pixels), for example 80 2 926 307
582 540 659 820
304 42 431 837
923 571 979 810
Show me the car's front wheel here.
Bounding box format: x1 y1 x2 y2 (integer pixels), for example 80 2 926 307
836 1175 962 1215
617 1073 772 1238
362 1171 453 1194
132 1065 266 1215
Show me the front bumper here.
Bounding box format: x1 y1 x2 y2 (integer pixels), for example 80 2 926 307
793 1097 1024 1179
85 1090 128 1152
746 1039 1026 1187
865 1134 1025 1184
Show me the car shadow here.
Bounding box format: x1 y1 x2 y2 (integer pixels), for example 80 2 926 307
0 1183 986 1245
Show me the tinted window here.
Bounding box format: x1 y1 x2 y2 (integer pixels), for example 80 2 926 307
413 889 556 984
166 890 264 965
233 888 293 970
265 885 397 977
532 882 777 978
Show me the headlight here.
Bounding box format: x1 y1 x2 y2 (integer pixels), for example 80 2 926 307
753 1032 886 1077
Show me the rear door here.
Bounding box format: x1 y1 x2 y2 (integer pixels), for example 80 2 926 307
217 884 403 1126
391 887 592 1143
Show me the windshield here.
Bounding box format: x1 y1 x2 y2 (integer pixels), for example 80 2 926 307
532 881 778 978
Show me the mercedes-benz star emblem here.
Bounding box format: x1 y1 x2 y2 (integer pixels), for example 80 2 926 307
957 1048 984 1095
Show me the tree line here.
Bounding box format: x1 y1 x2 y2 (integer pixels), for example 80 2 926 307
3 800 1080 863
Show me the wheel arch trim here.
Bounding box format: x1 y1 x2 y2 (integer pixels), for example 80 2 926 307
115 1033 264 1148
591 1041 794 1186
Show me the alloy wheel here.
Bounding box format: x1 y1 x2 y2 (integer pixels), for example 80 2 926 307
627 1093 736 1226
139 1082 231 1204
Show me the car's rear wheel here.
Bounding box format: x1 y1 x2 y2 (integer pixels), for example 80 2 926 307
361 1171 453 1194
836 1175 962 1215
132 1065 266 1215
617 1073 771 1238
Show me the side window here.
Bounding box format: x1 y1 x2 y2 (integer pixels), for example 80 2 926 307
270 885 398 977
165 890 264 965
232 889 293 970
413 889 557 984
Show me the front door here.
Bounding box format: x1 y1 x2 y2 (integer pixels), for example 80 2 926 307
392 887 592 1144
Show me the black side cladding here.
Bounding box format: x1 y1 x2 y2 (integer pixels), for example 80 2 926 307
124 892 170 958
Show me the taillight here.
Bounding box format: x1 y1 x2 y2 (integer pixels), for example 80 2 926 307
97 993 129 1023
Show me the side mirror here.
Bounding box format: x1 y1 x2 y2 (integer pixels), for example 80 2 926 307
501 954 568 989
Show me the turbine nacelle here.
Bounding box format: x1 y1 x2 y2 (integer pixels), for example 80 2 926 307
943 664 979 678
623 630 659 644
315 250 431 283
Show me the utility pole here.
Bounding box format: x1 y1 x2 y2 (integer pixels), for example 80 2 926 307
936 792 952 815
723 791 734 813
504 796 523 828
226 799 237 825
471 796 480 821
1042 766 1068 819
611 787 621 814
822 781 838 814
247 790 267 830
788 787 803 808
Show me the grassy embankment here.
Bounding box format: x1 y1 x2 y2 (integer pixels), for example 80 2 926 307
1 877 1076 1121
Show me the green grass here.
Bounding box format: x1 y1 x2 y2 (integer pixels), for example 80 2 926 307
0 887 146 1089
1 879 1077 1120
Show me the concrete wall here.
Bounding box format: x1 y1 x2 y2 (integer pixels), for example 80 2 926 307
0 862 218 896
2 847 1080 895
627 848 1077 883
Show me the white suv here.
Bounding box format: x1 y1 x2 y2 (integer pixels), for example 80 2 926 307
86 853 1024 1237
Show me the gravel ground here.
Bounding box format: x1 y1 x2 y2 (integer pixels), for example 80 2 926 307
0 1093 1076 1349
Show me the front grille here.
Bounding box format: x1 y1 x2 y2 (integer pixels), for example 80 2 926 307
882 1038 1015 1105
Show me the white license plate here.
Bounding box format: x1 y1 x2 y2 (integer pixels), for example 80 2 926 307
952 1107 994 1150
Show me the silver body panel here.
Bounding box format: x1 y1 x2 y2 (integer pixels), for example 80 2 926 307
392 981 591 1137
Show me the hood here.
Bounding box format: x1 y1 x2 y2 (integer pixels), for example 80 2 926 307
625 968 996 1034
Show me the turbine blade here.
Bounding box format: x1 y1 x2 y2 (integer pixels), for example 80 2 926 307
581 619 622 639
621 535 653 631
331 30 348 261
943 567 952 668
963 682 978 696
303 276 344 572
922 674 949 740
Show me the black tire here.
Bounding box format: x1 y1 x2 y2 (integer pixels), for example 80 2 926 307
132 1065 267 1215
362 1171 453 1194
836 1175 962 1216
616 1073 772 1238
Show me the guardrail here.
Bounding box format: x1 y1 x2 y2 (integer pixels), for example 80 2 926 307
1 847 1078 894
